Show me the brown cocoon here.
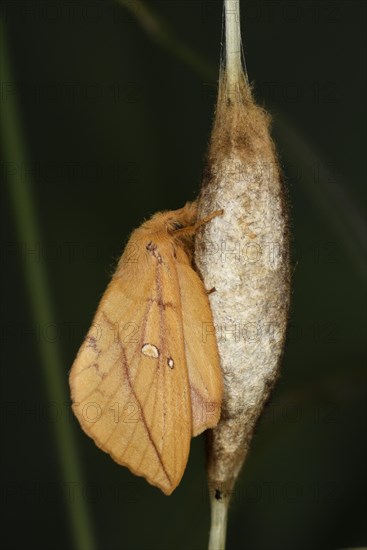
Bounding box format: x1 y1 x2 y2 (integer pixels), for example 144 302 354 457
196 70 291 500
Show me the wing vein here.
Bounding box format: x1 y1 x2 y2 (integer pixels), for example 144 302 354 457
118 341 172 485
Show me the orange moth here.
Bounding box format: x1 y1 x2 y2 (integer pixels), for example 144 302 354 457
69 202 223 495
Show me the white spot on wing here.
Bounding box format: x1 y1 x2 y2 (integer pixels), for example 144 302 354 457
167 357 174 369
141 343 159 359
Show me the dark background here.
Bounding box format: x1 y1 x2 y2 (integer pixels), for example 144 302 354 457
1 1 366 549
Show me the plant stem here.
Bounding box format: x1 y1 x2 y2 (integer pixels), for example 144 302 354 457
197 0 290 548
224 0 242 86
117 0 214 80
0 18 96 550
208 495 230 550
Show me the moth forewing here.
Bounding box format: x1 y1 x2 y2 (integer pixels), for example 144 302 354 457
69 203 223 494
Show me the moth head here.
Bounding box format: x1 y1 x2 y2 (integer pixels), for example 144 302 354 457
166 202 198 234
168 219 184 232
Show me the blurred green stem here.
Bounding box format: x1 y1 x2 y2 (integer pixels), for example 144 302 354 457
117 0 214 80
275 114 367 280
0 19 96 550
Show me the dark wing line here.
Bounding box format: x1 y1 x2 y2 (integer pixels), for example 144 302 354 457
77 348 119 405
74 251 185 488
156 262 167 437
132 263 168 477
117 297 160 458
117 256 182 483
156 255 188 476
97 298 153 447
118 260 173 471
118 340 172 485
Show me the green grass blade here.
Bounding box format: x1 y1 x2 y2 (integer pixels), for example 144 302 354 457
0 18 96 550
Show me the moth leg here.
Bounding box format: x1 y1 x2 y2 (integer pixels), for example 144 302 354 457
195 209 224 229
175 209 224 238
